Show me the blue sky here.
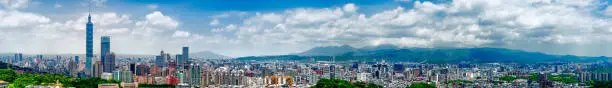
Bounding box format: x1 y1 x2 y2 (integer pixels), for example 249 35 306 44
0 0 611 57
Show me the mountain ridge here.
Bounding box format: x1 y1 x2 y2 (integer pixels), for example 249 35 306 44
238 45 610 64
190 51 232 59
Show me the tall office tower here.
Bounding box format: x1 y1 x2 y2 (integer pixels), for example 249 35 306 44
130 63 136 74
18 53 22 62
69 59 78 77
75 56 79 64
100 36 110 71
176 54 183 69
165 53 171 67
155 56 164 67
103 52 115 72
14 53 22 62
182 47 189 65
56 55 61 61
190 64 201 86
85 13 94 76
12 54 16 63
154 50 169 68
93 61 103 77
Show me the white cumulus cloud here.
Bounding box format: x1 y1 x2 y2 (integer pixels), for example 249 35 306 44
205 1 612 57
0 10 50 27
343 3 358 13
0 0 30 9
209 19 219 26
172 30 190 37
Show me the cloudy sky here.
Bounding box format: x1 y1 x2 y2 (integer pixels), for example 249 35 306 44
0 0 611 57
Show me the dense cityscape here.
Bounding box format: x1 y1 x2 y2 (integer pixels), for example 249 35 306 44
2 50 612 88
1 0 612 88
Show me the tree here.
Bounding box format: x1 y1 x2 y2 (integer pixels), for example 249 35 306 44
12 75 39 88
589 81 612 88
365 83 383 88
548 74 578 84
407 82 435 88
354 82 367 88
528 73 538 81
313 78 382 88
318 78 356 88
72 77 120 88
0 69 17 82
499 76 517 82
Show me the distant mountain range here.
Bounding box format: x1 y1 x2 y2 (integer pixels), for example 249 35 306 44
296 45 357 56
237 45 611 64
190 51 232 59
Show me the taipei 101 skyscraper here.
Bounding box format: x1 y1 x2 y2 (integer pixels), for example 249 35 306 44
85 9 94 77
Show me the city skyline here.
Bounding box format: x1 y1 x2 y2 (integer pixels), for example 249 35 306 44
0 0 611 58
1 0 611 88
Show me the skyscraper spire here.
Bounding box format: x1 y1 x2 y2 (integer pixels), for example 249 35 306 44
87 0 92 23
88 14 91 23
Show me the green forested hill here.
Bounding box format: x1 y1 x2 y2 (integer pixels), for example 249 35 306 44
237 48 608 64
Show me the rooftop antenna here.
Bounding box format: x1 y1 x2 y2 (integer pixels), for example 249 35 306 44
88 0 91 15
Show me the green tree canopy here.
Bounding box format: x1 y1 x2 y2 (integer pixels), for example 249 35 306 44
548 74 578 84
313 78 383 88
588 81 612 88
499 76 517 82
4 70 119 88
0 69 17 82
407 82 436 88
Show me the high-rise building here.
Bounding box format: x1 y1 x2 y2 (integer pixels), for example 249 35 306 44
113 70 133 83
156 50 166 67
14 53 22 62
56 55 62 63
156 56 164 68
75 56 79 64
100 36 110 70
93 61 103 77
122 71 133 83
129 63 136 74
190 64 201 86
177 70 186 84
136 64 149 76
69 59 78 77
85 13 94 76
113 71 120 81
176 54 183 69
103 52 115 72
182 47 189 65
